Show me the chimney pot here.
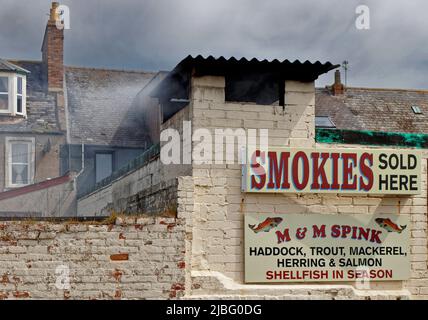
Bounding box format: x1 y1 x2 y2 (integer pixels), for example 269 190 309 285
332 69 344 95
334 70 341 85
50 2 60 23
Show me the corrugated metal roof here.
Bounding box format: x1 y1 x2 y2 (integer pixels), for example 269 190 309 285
0 58 31 74
178 54 338 69
152 55 339 98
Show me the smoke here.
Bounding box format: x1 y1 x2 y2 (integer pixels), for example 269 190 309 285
0 0 427 88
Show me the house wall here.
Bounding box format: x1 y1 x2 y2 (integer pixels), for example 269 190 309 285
77 102 192 217
0 175 76 217
160 103 193 180
76 157 179 217
0 133 65 193
185 75 428 299
60 145 145 197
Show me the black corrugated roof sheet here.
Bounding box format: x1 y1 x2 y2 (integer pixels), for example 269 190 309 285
152 55 339 98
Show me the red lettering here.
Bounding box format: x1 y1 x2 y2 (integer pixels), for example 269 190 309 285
276 229 291 243
292 151 309 190
331 225 340 238
250 150 266 190
359 152 374 191
330 153 340 190
267 152 291 189
341 225 351 238
311 152 330 189
370 229 382 244
358 227 370 241
312 224 326 238
342 153 357 190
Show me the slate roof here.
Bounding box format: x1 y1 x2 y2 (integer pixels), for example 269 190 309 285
4 58 428 142
315 87 428 134
65 67 155 147
0 58 30 74
0 60 61 134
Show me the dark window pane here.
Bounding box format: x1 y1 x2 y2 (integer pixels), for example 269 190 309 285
17 77 22 94
0 94 8 110
95 153 113 183
225 72 282 106
12 164 28 184
17 96 22 113
0 76 8 92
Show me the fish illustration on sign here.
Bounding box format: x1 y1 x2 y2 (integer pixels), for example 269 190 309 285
375 218 407 233
248 217 283 233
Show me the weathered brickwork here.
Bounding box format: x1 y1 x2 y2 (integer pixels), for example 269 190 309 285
41 3 64 91
77 155 184 216
0 216 186 300
124 179 178 215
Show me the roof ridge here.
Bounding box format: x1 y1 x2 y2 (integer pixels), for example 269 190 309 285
4 59 157 74
65 65 156 74
316 86 428 93
347 87 428 93
0 58 31 73
6 59 42 64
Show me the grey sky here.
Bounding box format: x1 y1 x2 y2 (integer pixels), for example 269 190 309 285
0 0 427 88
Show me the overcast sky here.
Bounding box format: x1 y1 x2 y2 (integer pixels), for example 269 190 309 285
0 0 427 88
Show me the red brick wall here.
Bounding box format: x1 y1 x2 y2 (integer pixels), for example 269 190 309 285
42 22 64 91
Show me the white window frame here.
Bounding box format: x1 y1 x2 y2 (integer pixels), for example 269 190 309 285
5 137 35 188
0 72 27 116
0 73 11 114
15 75 26 116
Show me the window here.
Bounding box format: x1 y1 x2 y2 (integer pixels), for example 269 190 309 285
95 153 113 183
0 76 8 112
225 71 284 106
411 106 422 114
16 77 23 114
0 73 26 115
315 116 336 128
5 137 35 188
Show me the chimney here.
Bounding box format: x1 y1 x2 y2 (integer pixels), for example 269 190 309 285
331 69 345 95
41 2 64 92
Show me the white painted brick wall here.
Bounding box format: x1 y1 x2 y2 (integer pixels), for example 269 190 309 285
187 75 428 300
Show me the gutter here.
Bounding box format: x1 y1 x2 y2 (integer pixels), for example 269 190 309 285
73 143 85 191
63 72 72 144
